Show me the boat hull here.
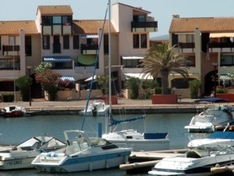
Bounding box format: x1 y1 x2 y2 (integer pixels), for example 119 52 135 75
0 151 38 170
33 150 131 172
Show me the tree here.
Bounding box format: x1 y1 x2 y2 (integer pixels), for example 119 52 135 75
140 43 190 94
34 62 61 101
15 75 32 101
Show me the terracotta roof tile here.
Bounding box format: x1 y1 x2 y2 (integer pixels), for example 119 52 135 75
170 17 234 33
0 21 38 35
37 5 73 16
73 20 117 34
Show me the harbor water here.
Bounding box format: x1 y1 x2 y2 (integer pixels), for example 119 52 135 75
0 112 205 176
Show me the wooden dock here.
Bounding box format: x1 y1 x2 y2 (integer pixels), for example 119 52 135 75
120 149 188 174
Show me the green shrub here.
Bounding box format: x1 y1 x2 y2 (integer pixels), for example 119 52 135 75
155 87 162 94
216 88 225 93
2 93 14 102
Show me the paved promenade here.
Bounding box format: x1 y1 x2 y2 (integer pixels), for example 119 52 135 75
0 97 231 115
0 98 195 109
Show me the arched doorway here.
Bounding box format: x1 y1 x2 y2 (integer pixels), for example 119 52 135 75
204 71 216 96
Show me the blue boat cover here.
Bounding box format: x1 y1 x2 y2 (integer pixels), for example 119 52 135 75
109 115 145 126
194 97 230 103
208 132 234 139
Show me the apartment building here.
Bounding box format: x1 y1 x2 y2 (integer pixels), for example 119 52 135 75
0 3 157 98
169 15 234 96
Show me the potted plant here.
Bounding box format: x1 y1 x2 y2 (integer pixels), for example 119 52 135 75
189 79 201 99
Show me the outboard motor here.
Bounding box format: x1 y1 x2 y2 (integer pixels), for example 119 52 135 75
92 105 97 117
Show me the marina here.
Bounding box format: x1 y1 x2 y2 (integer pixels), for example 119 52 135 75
0 112 192 175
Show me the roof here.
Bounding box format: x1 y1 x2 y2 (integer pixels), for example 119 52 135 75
170 17 234 33
37 5 73 16
115 3 151 14
0 21 38 35
73 20 117 34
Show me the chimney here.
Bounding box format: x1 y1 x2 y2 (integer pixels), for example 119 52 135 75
173 14 180 18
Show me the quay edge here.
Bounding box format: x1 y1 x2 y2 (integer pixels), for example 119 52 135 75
24 105 202 116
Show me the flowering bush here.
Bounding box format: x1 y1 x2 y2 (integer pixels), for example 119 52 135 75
35 62 61 101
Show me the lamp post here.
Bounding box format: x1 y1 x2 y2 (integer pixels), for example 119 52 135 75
212 62 218 97
27 66 32 106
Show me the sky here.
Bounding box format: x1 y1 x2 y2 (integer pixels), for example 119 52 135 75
1 0 234 38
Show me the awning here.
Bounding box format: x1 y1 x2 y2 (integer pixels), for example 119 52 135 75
81 34 99 38
122 56 144 60
43 56 72 62
124 73 153 79
84 75 97 82
78 55 96 65
210 33 234 38
220 74 231 80
60 76 75 81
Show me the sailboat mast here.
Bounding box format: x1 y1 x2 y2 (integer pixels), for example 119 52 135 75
108 0 112 133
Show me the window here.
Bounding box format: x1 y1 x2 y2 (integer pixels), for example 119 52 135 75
9 36 16 45
141 34 147 48
104 34 109 54
221 55 234 66
42 16 52 25
73 35 79 49
63 35 69 49
133 34 139 48
133 15 146 22
186 56 195 67
186 34 194 43
62 16 72 25
43 36 50 49
25 36 32 56
53 16 61 24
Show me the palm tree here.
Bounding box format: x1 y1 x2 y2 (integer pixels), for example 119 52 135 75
140 43 190 94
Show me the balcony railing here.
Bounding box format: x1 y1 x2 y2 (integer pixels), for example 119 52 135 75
2 45 20 55
81 44 98 54
131 21 158 32
208 42 234 48
178 42 195 48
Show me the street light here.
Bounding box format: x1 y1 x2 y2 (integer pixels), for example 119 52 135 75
212 62 218 97
27 66 32 106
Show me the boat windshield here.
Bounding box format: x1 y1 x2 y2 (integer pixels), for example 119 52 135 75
195 144 234 156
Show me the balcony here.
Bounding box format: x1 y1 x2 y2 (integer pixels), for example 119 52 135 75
81 44 98 55
131 21 158 32
178 42 195 53
2 45 20 55
208 42 234 52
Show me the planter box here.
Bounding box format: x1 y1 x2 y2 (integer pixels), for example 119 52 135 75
216 93 234 102
152 94 178 104
105 95 118 105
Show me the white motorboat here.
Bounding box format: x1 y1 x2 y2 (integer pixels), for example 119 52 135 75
31 130 131 172
102 116 169 151
0 136 66 170
1 105 26 117
79 99 109 117
149 132 234 176
184 104 234 133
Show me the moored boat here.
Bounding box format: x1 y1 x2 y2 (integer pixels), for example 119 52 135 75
1 105 26 118
149 131 234 176
0 136 66 170
79 99 109 117
31 130 131 172
184 104 234 133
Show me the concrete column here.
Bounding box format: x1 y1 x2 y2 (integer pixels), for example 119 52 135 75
19 29 26 75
